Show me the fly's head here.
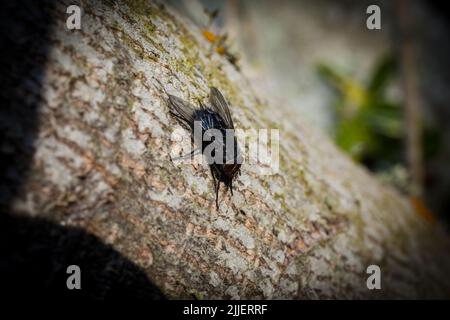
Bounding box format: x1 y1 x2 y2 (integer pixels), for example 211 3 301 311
221 141 243 191
222 162 241 186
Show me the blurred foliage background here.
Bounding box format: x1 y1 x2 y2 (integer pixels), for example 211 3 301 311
316 55 440 193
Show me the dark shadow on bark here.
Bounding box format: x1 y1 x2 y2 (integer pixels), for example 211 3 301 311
0 1 52 209
0 0 165 300
0 213 165 300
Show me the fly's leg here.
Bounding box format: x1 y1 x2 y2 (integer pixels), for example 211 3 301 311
215 181 220 210
210 167 220 210
171 147 201 161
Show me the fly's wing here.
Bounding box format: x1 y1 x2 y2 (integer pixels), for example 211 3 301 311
168 95 197 129
209 87 234 129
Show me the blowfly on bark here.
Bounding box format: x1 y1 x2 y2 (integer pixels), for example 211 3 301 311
167 87 242 210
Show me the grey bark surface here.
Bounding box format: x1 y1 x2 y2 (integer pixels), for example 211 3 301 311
3 0 450 299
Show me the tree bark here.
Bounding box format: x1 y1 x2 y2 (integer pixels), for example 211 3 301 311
2 0 450 299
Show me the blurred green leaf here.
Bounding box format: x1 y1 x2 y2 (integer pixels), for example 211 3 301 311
367 54 397 98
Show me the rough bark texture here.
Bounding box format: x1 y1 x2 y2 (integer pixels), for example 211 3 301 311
2 0 450 299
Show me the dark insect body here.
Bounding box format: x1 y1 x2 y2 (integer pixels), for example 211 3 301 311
168 87 242 209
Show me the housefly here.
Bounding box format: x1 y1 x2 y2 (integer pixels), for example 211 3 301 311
167 87 242 209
